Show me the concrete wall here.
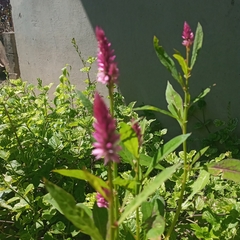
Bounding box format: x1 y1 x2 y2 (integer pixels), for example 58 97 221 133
10 0 240 139
10 0 103 93
0 32 20 78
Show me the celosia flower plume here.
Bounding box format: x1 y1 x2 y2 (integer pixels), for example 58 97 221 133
182 21 194 47
95 26 119 84
131 119 143 147
96 188 109 208
92 92 121 165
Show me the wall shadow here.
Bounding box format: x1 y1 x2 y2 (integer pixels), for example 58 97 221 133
80 0 240 138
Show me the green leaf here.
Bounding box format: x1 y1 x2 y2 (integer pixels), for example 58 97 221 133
80 67 91 73
113 177 136 190
166 81 183 122
147 215 165 239
0 150 10 161
76 90 93 113
134 105 175 119
43 193 63 214
182 170 210 208
141 201 154 223
118 143 134 166
191 88 210 105
190 23 203 69
153 36 179 83
140 154 164 170
44 179 103 240
144 134 191 178
142 198 165 239
195 196 205 211
173 53 188 76
93 203 108 239
48 134 63 150
121 224 136 240
43 232 55 240
118 164 179 225
119 122 139 159
7 196 20 204
202 211 216 225
53 169 109 200
207 159 240 182
76 203 92 218
191 146 209 166
24 184 34 196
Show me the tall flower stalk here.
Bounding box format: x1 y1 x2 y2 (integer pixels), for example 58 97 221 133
131 119 143 240
95 26 120 239
92 92 120 239
166 21 194 239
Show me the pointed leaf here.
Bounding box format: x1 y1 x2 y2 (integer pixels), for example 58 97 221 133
44 179 103 240
93 203 108 239
142 198 165 238
24 184 34 196
76 90 93 113
0 150 10 161
144 134 191 177
113 177 136 190
173 53 188 76
191 146 209 166
48 134 63 150
154 36 179 83
140 154 164 170
118 164 179 225
119 122 139 158
166 82 183 121
134 105 175 119
141 201 154 223
182 170 210 208
147 215 165 239
53 169 109 200
121 224 136 240
191 88 210 105
207 159 240 182
118 143 134 166
43 193 63 214
190 23 203 69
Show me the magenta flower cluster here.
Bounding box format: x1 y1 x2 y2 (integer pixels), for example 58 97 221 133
92 92 121 165
131 119 143 147
96 188 109 208
182 21 194 48
95 27 119 84
93 27 121 208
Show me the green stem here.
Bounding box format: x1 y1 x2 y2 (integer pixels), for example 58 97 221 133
108 83 119 239
3 179 44 228
107 162 115 240
165 92 189 240
135 156 140 240
165 47 191 240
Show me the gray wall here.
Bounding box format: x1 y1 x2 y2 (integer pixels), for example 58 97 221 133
11 0 240 139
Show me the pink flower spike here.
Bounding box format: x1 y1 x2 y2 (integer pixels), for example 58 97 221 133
95 26 119 84
182 21 194 47
92 92 121 165
96 188 109 208
131 119 143 147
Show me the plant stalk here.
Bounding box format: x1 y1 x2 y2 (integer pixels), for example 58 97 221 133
107 162 115 240
135 156 140 240
108 82 119 239
165 47 191 239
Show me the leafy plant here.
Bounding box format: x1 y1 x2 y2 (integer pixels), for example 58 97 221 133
2 19 240 240
190 100 240 159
